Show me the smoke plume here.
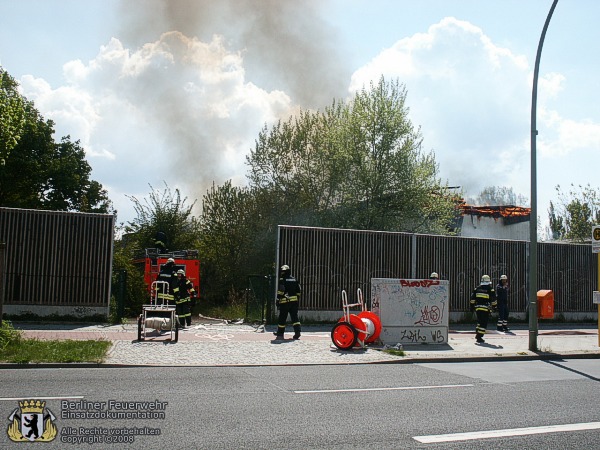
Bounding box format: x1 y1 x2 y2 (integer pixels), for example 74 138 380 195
115 0 351 202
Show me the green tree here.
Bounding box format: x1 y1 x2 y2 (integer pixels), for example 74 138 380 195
198 181 276 304
548 184 600 242
247 77 458 233
0 68 26 165
247 105 344 228
547 200 564 240
0 71 112 213
115 184 200 313
335 78 456 232
123 183 200 252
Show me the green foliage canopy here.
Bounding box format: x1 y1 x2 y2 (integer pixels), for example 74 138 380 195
0 68 112 213
548 184 600 242
246 77 458 233
124 183 199 252
0 68 26 165
197 181 275 303
113 184 200 312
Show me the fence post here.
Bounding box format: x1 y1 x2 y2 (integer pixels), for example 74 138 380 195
117 269 127 320
0 242 5 321
267 274 275 324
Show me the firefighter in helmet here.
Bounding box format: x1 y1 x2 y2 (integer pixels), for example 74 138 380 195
430 272 439 280
156 257 177 304
496 274 510 332
274 264 302 340
470 274 497 343
173 269 196 328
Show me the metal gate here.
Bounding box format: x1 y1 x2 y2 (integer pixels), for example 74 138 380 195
246 275 275 323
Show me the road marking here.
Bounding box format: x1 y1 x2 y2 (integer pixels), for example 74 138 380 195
0 396 84 401
294 384 473 394
414 422 600 443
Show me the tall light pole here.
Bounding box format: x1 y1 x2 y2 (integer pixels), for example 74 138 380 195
529 0 559 351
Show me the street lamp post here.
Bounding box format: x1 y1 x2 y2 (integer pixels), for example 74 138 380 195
529 0 559 351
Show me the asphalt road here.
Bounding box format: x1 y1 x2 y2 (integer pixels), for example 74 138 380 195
1 360 600 449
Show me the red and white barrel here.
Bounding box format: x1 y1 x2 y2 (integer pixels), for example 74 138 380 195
331 297 382 350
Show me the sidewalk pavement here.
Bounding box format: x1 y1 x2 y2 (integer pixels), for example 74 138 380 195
10 319 600 367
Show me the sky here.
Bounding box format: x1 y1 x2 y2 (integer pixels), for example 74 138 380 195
1 0 599 234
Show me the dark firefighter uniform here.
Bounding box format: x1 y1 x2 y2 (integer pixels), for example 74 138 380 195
274 265 301 339
496 275 510 332
173 270 196 327
156 258 177 304
470 275 497 343
154 231 168 254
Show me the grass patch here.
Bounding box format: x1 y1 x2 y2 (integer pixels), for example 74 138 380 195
0 339 111 364
0 320 110 364
382 349 405 357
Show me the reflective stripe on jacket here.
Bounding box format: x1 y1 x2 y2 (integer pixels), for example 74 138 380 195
173 278 195 304
470 284 497 310
277 274 301 304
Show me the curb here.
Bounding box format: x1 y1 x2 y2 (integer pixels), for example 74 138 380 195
388 352 600 364
2 351 599 369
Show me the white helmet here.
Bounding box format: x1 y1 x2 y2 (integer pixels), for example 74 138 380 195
481 274 491 285
177 269 185 276
280 265 290 271
430 272 439 279
167 257 175 264
500 274 508 280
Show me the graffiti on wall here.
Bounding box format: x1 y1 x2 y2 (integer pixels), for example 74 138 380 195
372 278 449 344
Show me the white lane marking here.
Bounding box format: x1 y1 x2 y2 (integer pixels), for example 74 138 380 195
0 396 84 401
294 384 473 394
414 422 600 443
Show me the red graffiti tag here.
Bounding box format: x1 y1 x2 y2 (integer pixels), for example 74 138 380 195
400 279 439 287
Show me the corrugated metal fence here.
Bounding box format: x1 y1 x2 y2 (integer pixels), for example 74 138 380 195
277 225 596 314
0 208 114 308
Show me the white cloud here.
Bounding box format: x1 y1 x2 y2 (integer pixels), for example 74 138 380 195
350 17 533 199
13 13 600 231
17 32 293 223
537 72 565 99
349 16 600 221
539 112 600 158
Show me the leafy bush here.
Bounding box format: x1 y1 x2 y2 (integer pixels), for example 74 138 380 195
0 321 22 349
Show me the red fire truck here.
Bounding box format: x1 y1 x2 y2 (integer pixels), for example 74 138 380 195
133 248 200 298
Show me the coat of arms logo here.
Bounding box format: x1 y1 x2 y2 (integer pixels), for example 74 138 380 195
7 399 57 442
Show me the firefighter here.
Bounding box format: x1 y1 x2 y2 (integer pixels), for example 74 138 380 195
470 274 497 343
156 257 177 304
496 274 510 332
274 264 301 340
173 269 196 328
154 231 169 254
430 272 439 280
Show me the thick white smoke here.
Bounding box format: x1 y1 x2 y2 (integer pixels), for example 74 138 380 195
20 0 351 223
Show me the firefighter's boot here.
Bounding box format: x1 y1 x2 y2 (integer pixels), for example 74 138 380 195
293 324 301 340
273 325 285 339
